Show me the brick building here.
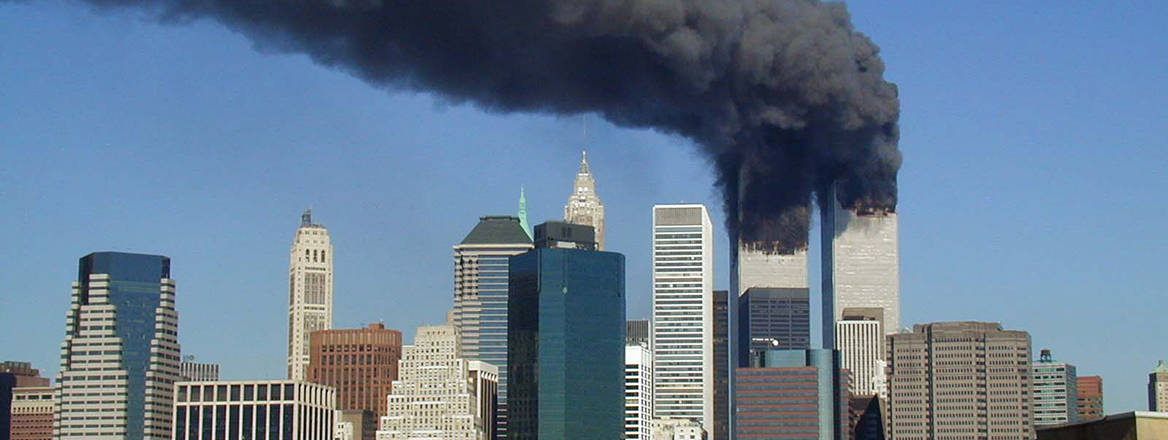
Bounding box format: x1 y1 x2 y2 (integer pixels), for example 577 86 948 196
307 323 402 422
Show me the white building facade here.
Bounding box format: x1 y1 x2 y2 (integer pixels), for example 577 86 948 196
55 252 181 440
651 205 714 432
734 246 808 296
564 151 606 250
1033 350 1079 427
172 380 337 440
625 344 654 439
288 209 334 380
377 324 495 440
834 309 885 397
180 359 221 382
820 190 899 348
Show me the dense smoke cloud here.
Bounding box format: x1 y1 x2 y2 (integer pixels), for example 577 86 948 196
59 0 901 251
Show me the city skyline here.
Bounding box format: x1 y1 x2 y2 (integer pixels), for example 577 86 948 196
2 0 1166 417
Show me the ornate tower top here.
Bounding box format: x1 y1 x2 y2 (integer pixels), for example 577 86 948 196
564 150 605 250
301 208 312 227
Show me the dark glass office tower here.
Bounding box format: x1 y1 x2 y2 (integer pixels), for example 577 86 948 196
57 252 181 439
507 243 625 440
737 287 810 367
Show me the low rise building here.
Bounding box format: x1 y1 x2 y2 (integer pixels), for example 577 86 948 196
1036 411 1168 440
10 386 54 440
172 380 337 440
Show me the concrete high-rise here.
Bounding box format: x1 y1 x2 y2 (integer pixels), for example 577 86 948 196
737 287 811 366
10 386 53 440
179 359 220 382
55 252 181 440
1076 376 1103 421
452 215 532 439
307 323 403 420
377 324 495 440
172 380 336 440
1033 349 1079 427
626 320 650 347
651 204 715 432
735 246 808 296
563 151 605 250
886 322 1033 440
625 345 654 440
820 188 899 349
834 308 885 397
507 235 626 440
1150 360 1168 412
288 209 334 380
734 349 852 440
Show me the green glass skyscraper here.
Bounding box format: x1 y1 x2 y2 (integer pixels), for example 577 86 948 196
507 236 625 440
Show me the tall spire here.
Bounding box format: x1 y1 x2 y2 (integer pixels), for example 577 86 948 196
518 186 532 239
579 150 590 175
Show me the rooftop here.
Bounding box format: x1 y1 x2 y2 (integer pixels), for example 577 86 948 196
459 216 532 245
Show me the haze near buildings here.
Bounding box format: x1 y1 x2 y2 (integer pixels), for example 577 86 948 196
55 252 181 440
563 151 605 250
287 210 334 380
651 204 715 432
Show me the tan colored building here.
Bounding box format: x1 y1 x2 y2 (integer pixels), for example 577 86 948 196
563 151 605 250
376 324 496 440
1150 360 1168 412
886 322 1033 440
10 386 53 440
1037 411 1168 440
308 323 403 421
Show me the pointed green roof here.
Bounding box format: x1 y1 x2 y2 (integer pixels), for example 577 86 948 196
518 187 533 240
1155 360 1168 374
460 216 532 245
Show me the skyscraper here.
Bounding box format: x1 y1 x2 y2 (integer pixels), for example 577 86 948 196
172 380 336 440
651 204 715 433
563 151 605 250
451 215 532 438
507 234 626 440
287 209 334 380
1075 376 1103 421
1150 360 1168 412
626 320 650 347
737 287 811 366
834 308 885 397
55 252 181 440
1033 349 1078 427
735 246 808 296
734 349 852 440
377 324 495 440
712 290 730 440
820 188 899 348
886 322 1033 440
625 345 654 440
307 323 402 421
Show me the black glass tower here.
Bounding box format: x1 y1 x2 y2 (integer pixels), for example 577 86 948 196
506 244 625 440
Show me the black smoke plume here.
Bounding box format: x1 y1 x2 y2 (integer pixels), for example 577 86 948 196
58 0 901 251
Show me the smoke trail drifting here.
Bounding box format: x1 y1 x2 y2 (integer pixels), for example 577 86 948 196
55 0 901 251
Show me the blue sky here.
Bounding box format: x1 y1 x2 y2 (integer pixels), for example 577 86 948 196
1 0 1165 412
